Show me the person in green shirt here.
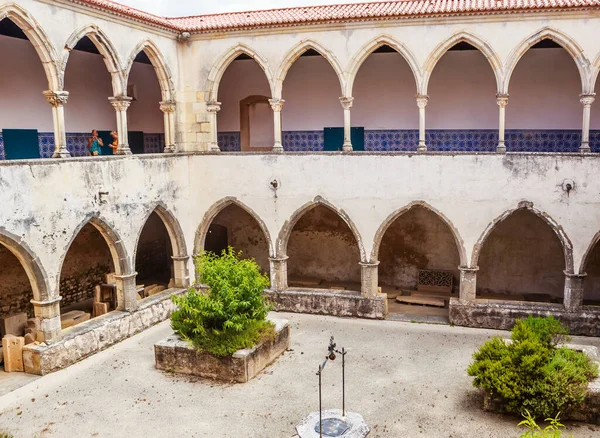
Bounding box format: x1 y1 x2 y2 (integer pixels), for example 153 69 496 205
88 130 104 156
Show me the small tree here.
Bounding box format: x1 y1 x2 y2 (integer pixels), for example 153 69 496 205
468 316 598 419
171 248 273 357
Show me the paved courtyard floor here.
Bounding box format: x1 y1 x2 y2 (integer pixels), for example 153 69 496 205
0 313 599 438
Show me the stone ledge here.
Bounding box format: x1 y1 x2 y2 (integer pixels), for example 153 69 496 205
22 289 185 375
265 289 387 319
449 298 600 336
154 318 290 383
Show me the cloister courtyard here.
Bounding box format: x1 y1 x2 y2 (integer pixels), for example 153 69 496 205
0 312 598 438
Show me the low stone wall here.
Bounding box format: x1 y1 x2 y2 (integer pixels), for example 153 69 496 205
449 299 600 336
154 318 290 383
265 289 387 319
22 289 184 375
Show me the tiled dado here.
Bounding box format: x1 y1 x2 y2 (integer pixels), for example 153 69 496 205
219 130 600 152
0 132 166 159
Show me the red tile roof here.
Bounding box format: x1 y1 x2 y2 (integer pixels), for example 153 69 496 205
71 0 600 33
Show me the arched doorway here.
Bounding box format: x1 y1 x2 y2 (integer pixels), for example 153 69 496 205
506 39 582 152
582 236 600 306
377 205 461 319
286 205 361 291
476 209 565 303
201 203 270 274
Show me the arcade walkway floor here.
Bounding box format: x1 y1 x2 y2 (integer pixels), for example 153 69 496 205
0 313 599 438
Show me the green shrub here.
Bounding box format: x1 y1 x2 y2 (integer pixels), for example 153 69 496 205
171 248 273 357
467 316 598 418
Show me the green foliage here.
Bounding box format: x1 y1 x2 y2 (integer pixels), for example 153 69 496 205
0 433 14 438
171 248 273 357
518 411 572 438
468 316 599 418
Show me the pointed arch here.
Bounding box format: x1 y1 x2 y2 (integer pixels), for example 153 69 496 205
422 31 503 95
345 34 421 97
133 203 188 265
274 40 345 99
57 215 131 295
62 24 124 96
125 39 174 102
276 196 366 262
592 50 600 95
579 231 600 275
208 43 274 102
371 201 467 265
471 202 574 273
194 197 274 257
0 227 51 302
503 27 590 95
0 3 60 90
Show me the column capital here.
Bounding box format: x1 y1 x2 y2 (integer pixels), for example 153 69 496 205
580 93 596 106
416 94 429 108
109 96 132 111
44 90 69 107
339 96 354 110
269 256 289 262
159 100 177 113
359 261 380 268
496 93 509 108
564 271 587 279
459 266 479 273
206 101 221 113
268 98 285 112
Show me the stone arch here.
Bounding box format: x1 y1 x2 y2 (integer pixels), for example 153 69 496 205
503 27 590 95
0 227 50 302
579 231 600 275
371 201 467 265
124 39 174 102
207 43 274 102
132 203 188 265
345 34 421 97
0 3 60 90
471 201 574 273
62 24 124 96
276 196 366 262
194 197 274 257
422 31 503 95
274 39 345 99
592 50 600 94
57 215 131 294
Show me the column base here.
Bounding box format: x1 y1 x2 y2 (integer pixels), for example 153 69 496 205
342 142 353 152
417 143 427 152
272 143 284 153
496 143 506 153
209 142 221 152
580 144 591 154
163 144 177 153
115 145 132 155
52 149 71 158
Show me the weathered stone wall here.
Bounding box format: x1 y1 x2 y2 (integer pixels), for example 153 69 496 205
477 210 566 299
0 245 33 317
287 206 361 284
135 212 172 285
378 206 460 291
60 224 113 307
209 204 271 273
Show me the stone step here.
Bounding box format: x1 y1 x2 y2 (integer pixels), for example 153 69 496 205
396 296 446 308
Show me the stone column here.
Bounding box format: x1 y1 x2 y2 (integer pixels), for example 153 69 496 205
108 96 133 155
269 256 288 292
459 267 479 303
160 100 177 153
43 90 70 158
114 272 138 312
579 93 596 153
31 297 62 344
206 101 221 152
172 255 190 288
269 98 285 153
360 261 380 298
496 93 509 153
564 272 585 313
416 94 429 152
339 97 354 152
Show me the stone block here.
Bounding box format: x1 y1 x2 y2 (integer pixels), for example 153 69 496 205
105 273 116 284
24 333 36 345
155 318 290 383
168 278 175 289
2 334 24 372
144 284 158 297
94 302 109 317
0 313 28 337
149 286 167 297
61 310 86 329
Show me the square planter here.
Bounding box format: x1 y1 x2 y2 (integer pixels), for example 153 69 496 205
154 318 290 383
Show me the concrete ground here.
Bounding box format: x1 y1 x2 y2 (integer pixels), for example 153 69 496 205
0 313 599 438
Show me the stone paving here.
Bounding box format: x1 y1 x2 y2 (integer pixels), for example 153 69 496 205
0 313 599 438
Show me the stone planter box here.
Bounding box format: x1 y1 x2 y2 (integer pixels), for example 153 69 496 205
154 318 290 383
482 344 600 425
